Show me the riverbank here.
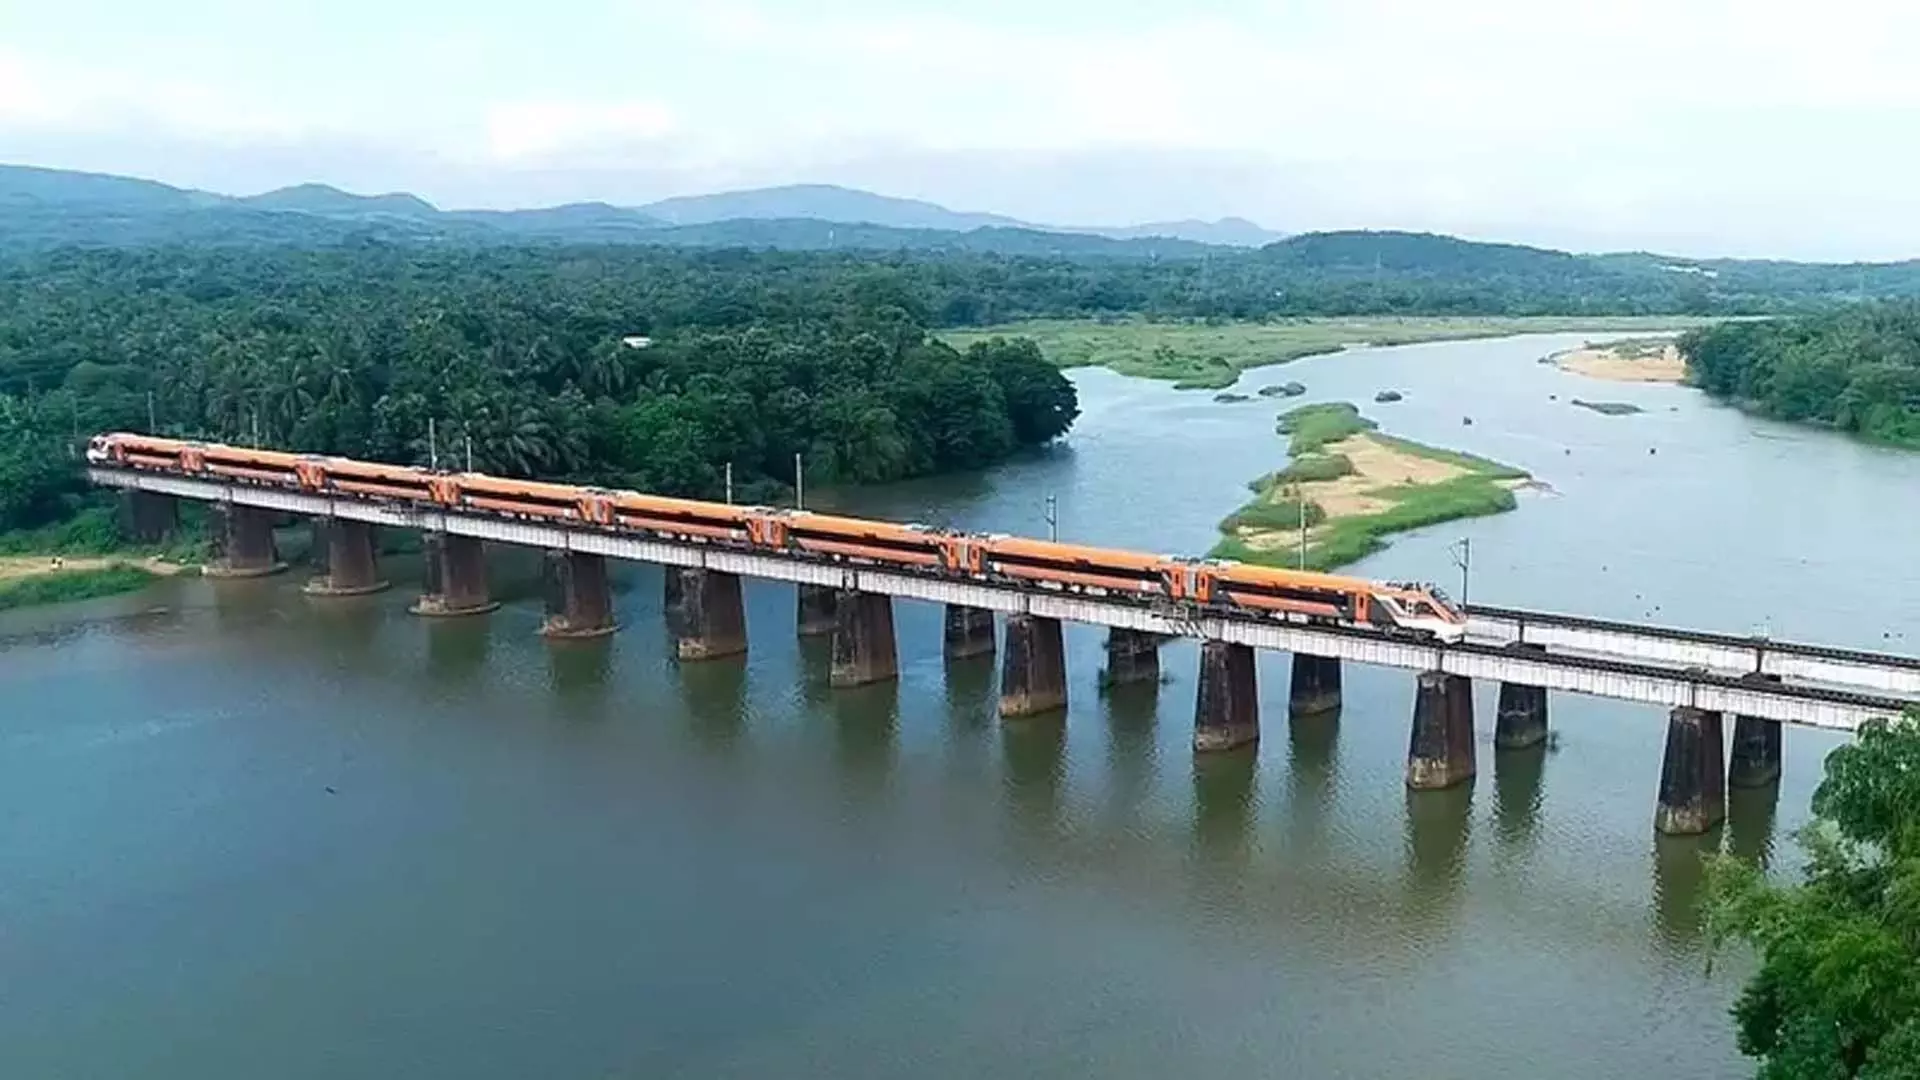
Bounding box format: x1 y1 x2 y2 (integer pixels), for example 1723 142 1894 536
1554 337 1688 383
0 559 182 611
943 316 1718 390
1211 402 1530 571
0 505 203 610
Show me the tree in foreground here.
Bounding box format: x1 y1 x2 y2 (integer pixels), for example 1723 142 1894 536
1710 710 1920 1078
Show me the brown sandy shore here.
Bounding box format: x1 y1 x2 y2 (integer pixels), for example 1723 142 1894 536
1554 340 1688 384
0 554 186 583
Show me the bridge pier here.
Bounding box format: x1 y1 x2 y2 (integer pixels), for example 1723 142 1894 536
675 568 748 661
1407 671 1476 790
302 518 389 596
1729 674 1783 788
943 604 997 660
1729 715 1783 789
1193 640 1259 752
117 489 178 543
831 591 898 686
1289 654 1342 715
541 551 615 638
1102 628 1160 686
203 504 286 578
1656 706 1727 835
410 532 497 616
1000 614 1067 718
797 584 838 638
1495 643 1550 749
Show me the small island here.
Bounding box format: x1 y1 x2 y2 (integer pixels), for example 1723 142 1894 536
1554 337 1687 383
1571 399 1645 416
1213 392 1252 403
1258 381 1308 398
1212 402 1530 571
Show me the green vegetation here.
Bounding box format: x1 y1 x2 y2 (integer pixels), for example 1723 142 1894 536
1594 336 1672 360
1682 306 1920 446
0 564 159 611
1296 476 1520 570
0 248 1080 537
1212 403 1528 571
1278 453 1355 484
1278 402 1378 454
1708 710 1920 1078
945 316 1721 389
1219 494 1326 533
0 505 208 563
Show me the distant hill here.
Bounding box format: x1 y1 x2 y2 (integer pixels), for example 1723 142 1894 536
242 183 440 218
0 164 1232 258
638 183 1025 232
1074 217 1288 247
637 184 1287 247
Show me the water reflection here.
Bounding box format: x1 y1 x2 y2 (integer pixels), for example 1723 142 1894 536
1403 786 1473 929
1285 709 1340 850
425 619 491 682
1001 716 1067 838
1192 749 1258 870
1493 744 1547 851
303 596 385 663
1725 785 1781 869
677 656 748 754
1651 831 1720 953
833 681 900 806
548 637 615 708
1103 682 1160 829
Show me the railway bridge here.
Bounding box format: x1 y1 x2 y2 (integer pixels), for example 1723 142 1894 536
91 452 1920 837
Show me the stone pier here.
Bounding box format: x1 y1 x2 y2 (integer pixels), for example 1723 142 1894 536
1494 643 1550 749
943 604 997 661
1289 654 1342 715
410 532 497 616
1103 628 1160 686
675 568 748 661
999 614 1067 718
830 591 898 686
203 504 286 578
1193 640 1259 752
797 584 839 637
302 518 389 596
540 551 615 639
1728 675 1783 789
1407 671 1476 790
1656 706 1727 835
118 489 178 543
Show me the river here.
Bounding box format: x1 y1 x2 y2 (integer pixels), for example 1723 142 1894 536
2 332 1905 1078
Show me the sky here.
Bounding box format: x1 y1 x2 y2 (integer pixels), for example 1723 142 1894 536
4 0 1919 259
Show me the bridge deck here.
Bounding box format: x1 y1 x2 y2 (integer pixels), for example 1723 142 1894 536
90 467 1917 732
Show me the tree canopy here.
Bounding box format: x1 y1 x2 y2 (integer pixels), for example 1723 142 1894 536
0 245 1078 533
1681 308 1920 446
1711 711 1920 1078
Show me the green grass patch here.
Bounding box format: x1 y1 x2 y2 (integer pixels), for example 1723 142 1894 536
1213 401 1530 571
0 564 159 611
1219 497 1325 533
1277 453 1355 484
942 316 1722 390
1277 402 1377 455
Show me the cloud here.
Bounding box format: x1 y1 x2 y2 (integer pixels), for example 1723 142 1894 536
482 99 679 161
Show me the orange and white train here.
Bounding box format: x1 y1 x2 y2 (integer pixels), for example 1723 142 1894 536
88 432 1468 642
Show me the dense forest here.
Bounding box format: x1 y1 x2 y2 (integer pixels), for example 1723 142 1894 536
0 245 1080 533
1680 305 1920 445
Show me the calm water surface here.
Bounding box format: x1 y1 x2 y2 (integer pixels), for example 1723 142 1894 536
4 333 1907 1078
